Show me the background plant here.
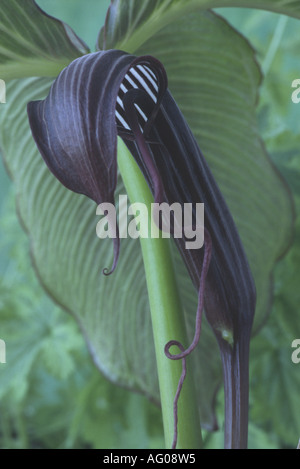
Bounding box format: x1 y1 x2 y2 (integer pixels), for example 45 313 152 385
0 0 299 449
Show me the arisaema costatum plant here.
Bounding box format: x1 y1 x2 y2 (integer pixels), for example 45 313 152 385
0 0 296 449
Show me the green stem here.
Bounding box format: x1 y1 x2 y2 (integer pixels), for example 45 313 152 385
262 15 288 75
117 138 203 449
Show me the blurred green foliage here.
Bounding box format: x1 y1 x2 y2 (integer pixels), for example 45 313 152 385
37 0 111 51
0 2 300 449
218 8 300 448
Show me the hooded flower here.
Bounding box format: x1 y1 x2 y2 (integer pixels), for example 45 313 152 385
27 49 256 448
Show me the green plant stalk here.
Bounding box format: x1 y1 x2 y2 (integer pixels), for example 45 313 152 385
117 138 203 449
262 15 288 75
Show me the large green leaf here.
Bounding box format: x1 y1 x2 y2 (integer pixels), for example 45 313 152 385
98 0 300 52
248 134 300 446
134 11 293 332
0 77 221 430
0 77 160 400
0 0 88 80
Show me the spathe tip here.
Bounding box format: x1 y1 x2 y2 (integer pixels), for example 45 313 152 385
102 236 120 276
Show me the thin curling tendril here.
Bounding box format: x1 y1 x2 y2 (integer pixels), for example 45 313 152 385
164 229 212 449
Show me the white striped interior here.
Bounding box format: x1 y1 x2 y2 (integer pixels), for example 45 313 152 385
115 64 159 132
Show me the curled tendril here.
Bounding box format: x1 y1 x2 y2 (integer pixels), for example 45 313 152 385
101 210 120 276
164 229 212 449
